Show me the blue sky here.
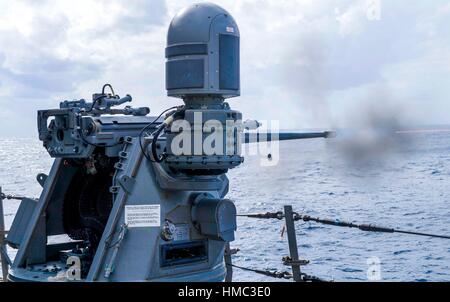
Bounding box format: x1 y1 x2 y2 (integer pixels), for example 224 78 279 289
0 0 449 137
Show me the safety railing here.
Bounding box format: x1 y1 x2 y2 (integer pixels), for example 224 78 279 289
233 204 450 282
227 205 326 282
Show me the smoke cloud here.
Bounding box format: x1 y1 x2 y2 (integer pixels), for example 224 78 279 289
328 88 414 170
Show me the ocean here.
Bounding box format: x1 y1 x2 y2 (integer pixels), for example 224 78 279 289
1 132 450 282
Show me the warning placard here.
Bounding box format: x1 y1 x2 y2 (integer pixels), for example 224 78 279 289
125 205 160 228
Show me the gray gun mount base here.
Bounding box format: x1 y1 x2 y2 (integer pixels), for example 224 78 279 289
7 136 235 282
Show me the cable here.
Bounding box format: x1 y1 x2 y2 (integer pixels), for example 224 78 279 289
296 214 450 240
393 229 450 240
227 263 327 282
138 107 177 162
79 105 180 156
102 84 115 96
86 84 116 113
237 211 450 240
138 106 181 162
237 211 284 220
150 124 167 163
226 263 293 280
1 193 37 201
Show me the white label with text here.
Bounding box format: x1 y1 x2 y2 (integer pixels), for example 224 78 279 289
125 205 160 228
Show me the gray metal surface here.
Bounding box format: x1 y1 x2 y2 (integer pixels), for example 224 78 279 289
284 205 302 282
86 137 231 281
12 159 63 267
5 198 37 249
244 131 335 143
166 2 240 98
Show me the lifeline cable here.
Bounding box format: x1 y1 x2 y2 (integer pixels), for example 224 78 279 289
226 263 292 280
0 193 36 201
237 211 450 240
227 263 327 282
296 214 450 240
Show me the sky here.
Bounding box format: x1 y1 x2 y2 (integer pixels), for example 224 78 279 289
0 0 449 137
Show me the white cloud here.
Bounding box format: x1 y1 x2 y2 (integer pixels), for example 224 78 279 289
0 0 449 137
336 1 367 36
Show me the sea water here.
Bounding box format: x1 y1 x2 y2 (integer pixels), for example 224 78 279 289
1 133 449 281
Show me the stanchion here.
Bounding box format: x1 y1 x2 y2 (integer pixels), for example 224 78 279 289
283 205 303 282
0 186 9 282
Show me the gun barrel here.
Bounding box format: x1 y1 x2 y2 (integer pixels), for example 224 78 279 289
243 131 335 144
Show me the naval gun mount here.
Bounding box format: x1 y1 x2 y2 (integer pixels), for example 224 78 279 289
5 82 240 281
6 1 246 281
1 2 332 282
